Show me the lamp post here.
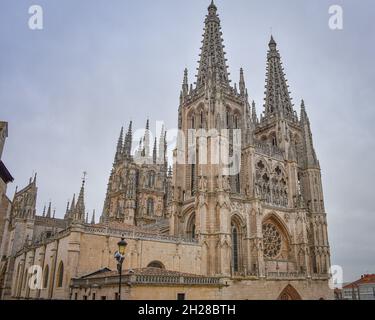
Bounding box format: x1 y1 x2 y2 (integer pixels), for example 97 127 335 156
114 235 128 300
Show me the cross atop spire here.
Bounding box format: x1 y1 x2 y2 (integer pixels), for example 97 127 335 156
196 1 230 89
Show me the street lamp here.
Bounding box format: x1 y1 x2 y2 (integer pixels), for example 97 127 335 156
114 235 128 300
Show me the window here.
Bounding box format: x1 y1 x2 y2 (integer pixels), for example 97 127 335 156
148 171 155 188
92 293 96 300
147 198 154 216
74 292 78 300
147 261 165 269
115 293 119 300
187 213 196 240
191 164 196 195
43 265 49 289
232 225 239 272
83 295 88 300
57 261 64 287
22 270 28 290
101 296 107 300
177 293 186 301
262 223 282 259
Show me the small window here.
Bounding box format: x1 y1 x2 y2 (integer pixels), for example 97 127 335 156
74 292 78 300
101 296 107 300
92 293 96 300
115 292 119 300
177 293 186 301
83 295 88 300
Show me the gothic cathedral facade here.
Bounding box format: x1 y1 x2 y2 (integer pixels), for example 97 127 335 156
0 1 332 300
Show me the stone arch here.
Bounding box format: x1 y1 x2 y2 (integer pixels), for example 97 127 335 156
186 211 196 240
43 265 49 289
277 284 302 300
230 214 246 274
262 212 291 242
56 261 64 288
262 212 291 260
147 261 165 269
181 205 195 238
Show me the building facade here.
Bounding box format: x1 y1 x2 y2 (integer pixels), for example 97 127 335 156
0 1 332 300
341 274 375 300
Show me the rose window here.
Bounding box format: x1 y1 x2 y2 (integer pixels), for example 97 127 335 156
262 223 282 258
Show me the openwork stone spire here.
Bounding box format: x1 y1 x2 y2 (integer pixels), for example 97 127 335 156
196 0 230 89
263 36 294 120
300 100 319 168
114 127 124 163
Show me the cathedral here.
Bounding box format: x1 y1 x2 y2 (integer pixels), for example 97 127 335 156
0 1 332 300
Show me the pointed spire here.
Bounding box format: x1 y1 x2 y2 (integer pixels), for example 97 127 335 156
263 35 294 121
114 127 124 163
269 35 277 50
85 212 89 224
182 68 189 96
252 101 258 124
123 121 133 158
33 172 37 184
74 173 86 222
158 125 166 164
239 68 246 96
46 202 52 218
300 100 319 168
196 1 230 89
64 201 70 219
91 210 96 224
70 194 76 213
42 205 46 217
53 208 56 219
143 119 150 158
153 137 157 164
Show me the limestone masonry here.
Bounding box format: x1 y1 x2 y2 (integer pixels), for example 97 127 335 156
0 1 332 300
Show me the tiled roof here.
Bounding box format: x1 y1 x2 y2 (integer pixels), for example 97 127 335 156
80 267 207 279
343 274 375 288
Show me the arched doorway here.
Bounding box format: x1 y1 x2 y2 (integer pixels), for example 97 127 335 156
277 285 302 300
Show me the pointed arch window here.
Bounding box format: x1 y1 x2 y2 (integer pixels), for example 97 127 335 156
187 213 196 240
148 171 155 188
43 265 49 289
147 198 154 216
57 261 64 288
232 224 239 272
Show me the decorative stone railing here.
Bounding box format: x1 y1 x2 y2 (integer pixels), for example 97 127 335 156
311 273 331 280
72 274 222 288
82 225 199 245
266 272 306 280
255 142 284 160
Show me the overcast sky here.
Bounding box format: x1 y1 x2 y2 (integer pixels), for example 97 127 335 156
1 0 374 282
